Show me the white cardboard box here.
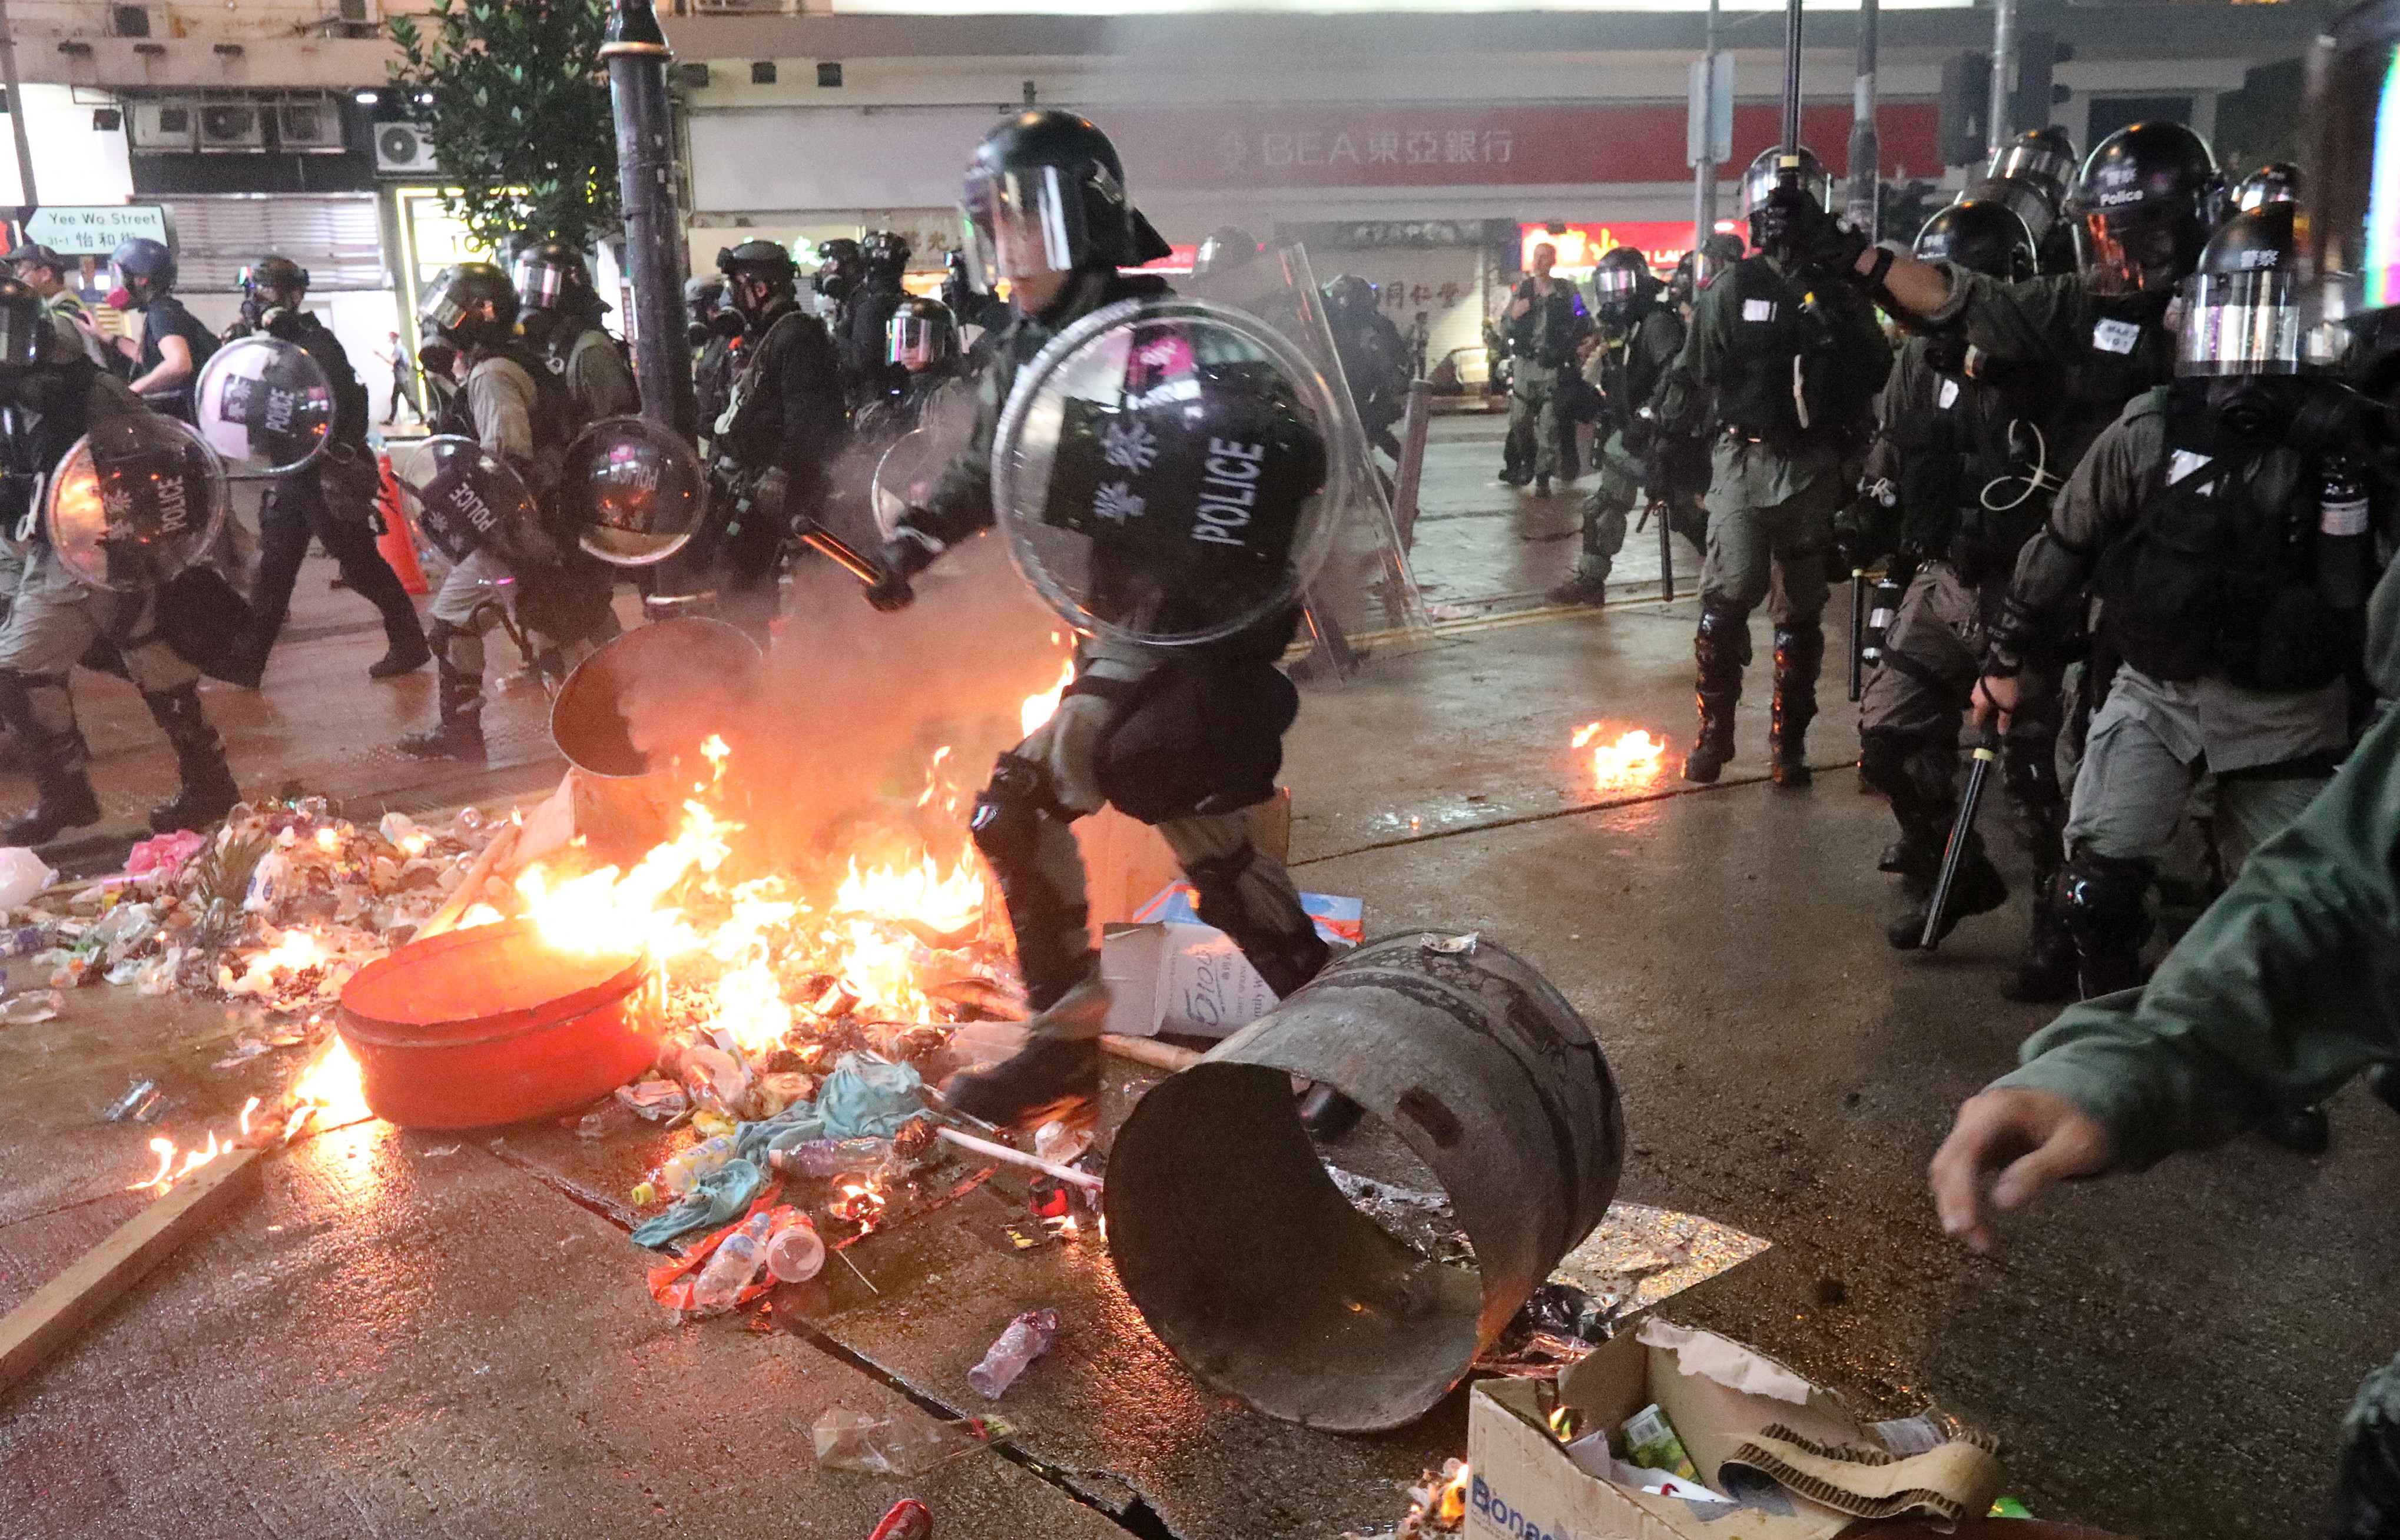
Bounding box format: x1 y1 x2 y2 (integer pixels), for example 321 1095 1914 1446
1099 921 1282 1039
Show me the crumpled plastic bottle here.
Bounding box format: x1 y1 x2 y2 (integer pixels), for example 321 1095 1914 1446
967 1307 1060 1399
773 1136 892 1179
810 1407 1002 1475
690 1212 774 1314
656 1134 737 1196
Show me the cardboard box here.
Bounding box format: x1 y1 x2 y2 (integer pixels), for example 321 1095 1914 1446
1132 881 1365 946
1467 1322 2001 1540
1099 921 1283 1038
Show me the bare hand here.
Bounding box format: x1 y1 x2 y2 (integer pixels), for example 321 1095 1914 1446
1508 298 1531 320
1971 673 2020 732
1927 1087 2111 1253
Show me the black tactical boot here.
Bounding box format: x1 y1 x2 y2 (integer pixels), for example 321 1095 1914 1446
2003 892 2080 1003
368 629 432 679
1768 625 1824 789
1683 600 1749 783
0 673 100 847
2260 1104 2331 1154
142 684 241 834
940 975 1108 1130
1546 573 1608 608
1889 835 2009 950
400 647 486 761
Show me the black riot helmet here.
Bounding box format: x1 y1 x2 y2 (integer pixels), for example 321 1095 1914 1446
512 240 596 314
1666 251 1700 308
1913 199 2037 281
2177 202 2320 377
0 276 49 370
1985 127 2079 208
886 294 959 374
1591 245 1659 318
1192 226 1265 278
419 261 519 350
718 240 798 320
813 238 863 302
1322 274 1380 326
2066 122 2224 297
959 109 1172 289
1968 174 2060 247
240 255 309 306
861 230 912 282
2234 161 2302 213
1740 147 1831 258
109 236 175 300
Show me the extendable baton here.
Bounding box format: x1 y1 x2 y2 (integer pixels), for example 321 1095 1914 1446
1920 726 2002 952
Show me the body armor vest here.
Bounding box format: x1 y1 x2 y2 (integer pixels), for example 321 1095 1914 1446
1717 259 1877 449
2055 294 2176 475
2099 384 2356 692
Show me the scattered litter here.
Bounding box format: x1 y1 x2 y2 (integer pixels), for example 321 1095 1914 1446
1424 932 1479 955
811 1406 1006 1476
866 1498 933 1540
0 847 55 908
102 1078 163 1124
421 1143 460 1157
1327 1166 1473 1265
967 1306 1060 1399
0 987 64 1025
614 1079 689 1121
765 1216 826 1282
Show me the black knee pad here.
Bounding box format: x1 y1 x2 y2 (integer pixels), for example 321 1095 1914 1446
1181 844 1258 934
2054 852 2154 952
968 752 1053 867
1696 599 1753 673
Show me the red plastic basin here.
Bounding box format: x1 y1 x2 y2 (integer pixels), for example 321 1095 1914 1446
337 917 658 1130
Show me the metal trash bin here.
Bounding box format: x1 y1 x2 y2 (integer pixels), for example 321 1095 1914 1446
1105 931 1625 1431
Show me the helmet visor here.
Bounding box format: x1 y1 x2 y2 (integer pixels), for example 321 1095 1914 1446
2076 203 2201 296
1987 142 2075 196
1593 261 1647 301
420 281 477 338
511 254 568 310
2177 270 2305 375
963 164 1086 283
887 313 948 371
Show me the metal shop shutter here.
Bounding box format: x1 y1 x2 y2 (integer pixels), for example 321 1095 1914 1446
161 195 387 292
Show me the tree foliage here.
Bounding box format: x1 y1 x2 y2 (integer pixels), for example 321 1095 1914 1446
389 0 618 253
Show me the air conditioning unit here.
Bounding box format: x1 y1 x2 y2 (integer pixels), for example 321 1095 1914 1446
129 99 197 152
197 102 265 153
339 0 377 19
373 121 436 176
276 97 343 153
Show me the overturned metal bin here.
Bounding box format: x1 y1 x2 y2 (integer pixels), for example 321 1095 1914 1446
1105 932 1624 1432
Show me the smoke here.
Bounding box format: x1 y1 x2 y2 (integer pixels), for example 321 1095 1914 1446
723 533 1069 882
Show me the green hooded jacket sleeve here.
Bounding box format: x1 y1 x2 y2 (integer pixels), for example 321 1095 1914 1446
1992 702 2400 1170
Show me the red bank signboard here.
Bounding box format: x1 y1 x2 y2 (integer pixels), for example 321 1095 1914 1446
1111 102 1940 191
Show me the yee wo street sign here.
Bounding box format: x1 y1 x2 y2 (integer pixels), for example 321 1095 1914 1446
22 206 170 256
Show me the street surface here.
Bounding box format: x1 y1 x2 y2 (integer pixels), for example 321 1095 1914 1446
0 416 2391 1539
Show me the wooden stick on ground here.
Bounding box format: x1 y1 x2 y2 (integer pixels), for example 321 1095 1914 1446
416 822 522 941
0 1146 265 1402
1099 1034 1205 1073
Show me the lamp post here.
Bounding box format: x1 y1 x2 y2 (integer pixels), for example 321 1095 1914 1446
601 0 695 439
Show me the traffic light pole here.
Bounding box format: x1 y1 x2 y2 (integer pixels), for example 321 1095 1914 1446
1692 0 1721 257
1987 0 2018 154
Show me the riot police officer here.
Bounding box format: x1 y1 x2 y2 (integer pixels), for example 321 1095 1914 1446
1500 242 1590 496
694 239 847 622
2233 160 2302 211
838 231 913 410
402 261 612 759
1550 245 1688 607
1838 201 2073 990
687 276 742 440
512 241 638 424
223 257 429 685
0 278 240 842
1659 147 1893 787
1321 274 1411 462
1965 201 2363 1022
1975 127 2080 276
867 109 1337 1133
106 237 217 423
856 294 962 439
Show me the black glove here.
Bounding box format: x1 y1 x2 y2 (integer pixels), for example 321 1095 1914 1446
863 527 941 612
864 569 916 612
1830 505 1875 577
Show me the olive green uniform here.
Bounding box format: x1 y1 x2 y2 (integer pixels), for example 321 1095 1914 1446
1567 304 1686 590
1501 278 1590 487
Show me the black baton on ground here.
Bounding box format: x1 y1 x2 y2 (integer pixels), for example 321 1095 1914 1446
1847 569 1867 702
1920 726 2003 952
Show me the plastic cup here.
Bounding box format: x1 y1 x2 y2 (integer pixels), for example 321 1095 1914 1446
767 1220 826 1283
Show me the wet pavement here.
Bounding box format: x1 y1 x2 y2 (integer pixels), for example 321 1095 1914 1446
1 419 2394 1539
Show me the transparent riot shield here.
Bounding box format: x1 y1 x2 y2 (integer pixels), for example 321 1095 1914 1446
1184 243 1430 660
45 408 229 592
868 377 979 540
190 334 336 475
992 298 1348 648
559 415 708 567
384 434 541 567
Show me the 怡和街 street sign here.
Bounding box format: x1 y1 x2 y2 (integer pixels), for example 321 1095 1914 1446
22 205 170 256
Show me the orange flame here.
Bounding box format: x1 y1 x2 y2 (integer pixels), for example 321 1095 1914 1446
1572 724 1667 792
1020 658 1075 738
